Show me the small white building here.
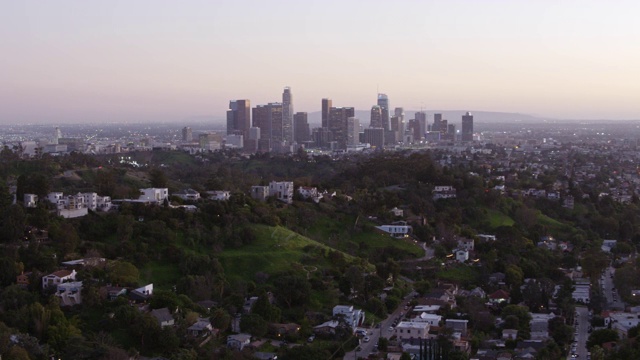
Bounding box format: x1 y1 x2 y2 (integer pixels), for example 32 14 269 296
139 188 169 203
455 249 469 263
55 281 83 306
42 269 77 289
333 305 365 329
269 181 294 204
298 186 323 203
227 333 252 350
207 190 231 201
376 221 412 238
395 321 430 341
24 194 38 208
433 186 457 200
411 312 442 327
251 186 270 202
174 189 201 201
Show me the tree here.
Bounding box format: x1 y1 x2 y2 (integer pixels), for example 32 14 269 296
240 314 268 337
108 261 140 286
274 275 311 308
252 293 281 322
587 328 618 349
149 168 168 188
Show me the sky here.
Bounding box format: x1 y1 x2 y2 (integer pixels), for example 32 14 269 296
1 0 639 124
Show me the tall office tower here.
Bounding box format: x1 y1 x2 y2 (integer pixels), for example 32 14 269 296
447 124 456 135
252 102 283 151
364 128 385 149
246 127 260 153
390 115 401 143
227 100 251 138
328 107 355 149
440 119 448 134
294 112 310 143
377 93 390 130
321 98 332 128
347 117 360 146
370 105 382 128
182 126 193 142
312 127 333 148
415 111 427 140
432 113 443 132
394 108 405 140
282 87 294 143
408 119 421 142
53 127 62 145
462 111 474 142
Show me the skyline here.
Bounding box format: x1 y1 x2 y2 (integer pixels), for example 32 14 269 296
2 0 640 124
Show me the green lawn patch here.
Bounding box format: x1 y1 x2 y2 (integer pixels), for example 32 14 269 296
486 209 515 228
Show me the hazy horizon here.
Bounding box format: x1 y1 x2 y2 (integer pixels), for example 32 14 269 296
2 0 639 124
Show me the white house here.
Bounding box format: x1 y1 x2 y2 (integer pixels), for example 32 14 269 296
206 190 231 201
395 321 430 341
298 186 323 203
24 194 38 208
433 186 457 200
188 318 213 337
455 249 469 263
411 312 442 327
269 181 294 204
55 281 83 306
151 308 175 328
174 189 200 201
42 269 77 289
457 237 474 251
251 186 269 202
227 333 252 350
376 221 412 238
333 305 365 329
139 188 169 203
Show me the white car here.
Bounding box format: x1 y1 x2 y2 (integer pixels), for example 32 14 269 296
364 336 370 342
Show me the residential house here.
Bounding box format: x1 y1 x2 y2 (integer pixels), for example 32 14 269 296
455 249 469 263
394 321 430 341
250 186 269 202
298 186 323 203
139 188 169 203
151 308 175 328
390 207 404 217
174 188 200 201
42 269 77 289
313 320 341 335
227 333 252 350
333 305 365 329
101 286 127 301
24 194 38 208
411 312 441 327
206 191 231 201
489 289 510 304
16 272 31 289
432 186 457 200
269 181 294 204
502 329 518 340
445 319 468 336
188 318 214 337
375 221 412 238
457 237 474 251
56 281 83 306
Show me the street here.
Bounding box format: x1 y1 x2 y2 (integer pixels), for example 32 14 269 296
601 266 624 310
343 291 416 359
569 306 589 360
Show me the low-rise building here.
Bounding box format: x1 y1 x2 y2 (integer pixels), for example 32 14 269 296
42 269 77 289
333 305 365 329
227 333 252 350
395 321 430 341
56 281 83 306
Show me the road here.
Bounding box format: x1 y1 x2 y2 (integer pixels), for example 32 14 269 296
343 291 416 359
601 266 624 310
569 306 589 360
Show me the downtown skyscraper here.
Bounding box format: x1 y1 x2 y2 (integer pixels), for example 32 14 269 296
282 87 294 143
321 98 332 128
226 100 251 138
377 93 390 130
461 112 474 142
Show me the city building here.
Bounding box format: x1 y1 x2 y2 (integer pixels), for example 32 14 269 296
377 93 390 130
282 87 294 143
328 107 355 149
253 103 284 152
432 113 443 133
415 111 427 140
294 112 310 143
364 128 385 149
462 111 474 142
370 105 382 128
321 98 332 128
346 117 360 146
312 127 333 149
227 100 251 139
182 126 193 142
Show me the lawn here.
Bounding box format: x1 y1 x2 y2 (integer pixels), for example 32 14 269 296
218 225 364 281
486 209 515 228
436 265 480 287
